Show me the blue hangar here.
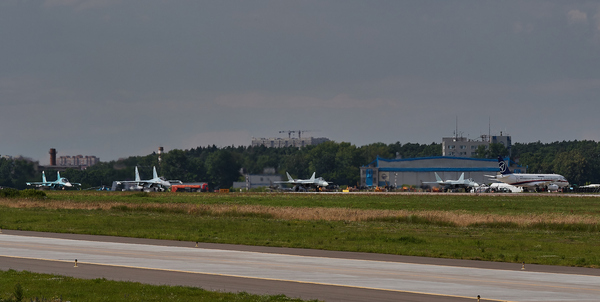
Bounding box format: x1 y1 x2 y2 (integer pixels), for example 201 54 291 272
360 156 525 188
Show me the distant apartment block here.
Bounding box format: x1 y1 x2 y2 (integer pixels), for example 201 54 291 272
251 137 331 148
57 155 100 167
442 134 511 157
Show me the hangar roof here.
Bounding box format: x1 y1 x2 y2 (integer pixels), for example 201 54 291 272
365 156 500 173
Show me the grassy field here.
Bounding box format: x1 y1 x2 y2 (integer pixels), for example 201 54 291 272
0 269 319 302
1 192 599 268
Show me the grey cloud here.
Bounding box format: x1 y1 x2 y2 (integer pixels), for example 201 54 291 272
1 1 599 162
568 9 588 25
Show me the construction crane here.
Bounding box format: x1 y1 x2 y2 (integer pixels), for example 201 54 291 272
279 130 296 138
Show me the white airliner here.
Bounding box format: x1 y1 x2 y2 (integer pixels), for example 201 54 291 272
488 156 568 191
274 172 330 192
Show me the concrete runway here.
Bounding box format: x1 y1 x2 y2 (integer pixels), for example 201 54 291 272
1 230 599 302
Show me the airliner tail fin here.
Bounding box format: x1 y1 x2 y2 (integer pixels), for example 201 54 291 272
497 156 512 175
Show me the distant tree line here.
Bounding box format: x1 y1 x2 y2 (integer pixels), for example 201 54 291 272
2 140 599 190
511 140 600 186
61 141 441 189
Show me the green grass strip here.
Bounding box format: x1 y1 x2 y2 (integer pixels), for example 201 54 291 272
41 191 600 216
0 269 319 302
1 207 598 267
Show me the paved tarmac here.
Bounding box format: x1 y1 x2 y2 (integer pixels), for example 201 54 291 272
1 230 599 302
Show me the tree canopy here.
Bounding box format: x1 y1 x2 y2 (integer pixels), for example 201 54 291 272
5 139 600 190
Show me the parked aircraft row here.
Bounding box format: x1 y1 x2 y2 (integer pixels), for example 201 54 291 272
423 172 479 191
26 167 175 192
425 157 568 192
26 156 568 192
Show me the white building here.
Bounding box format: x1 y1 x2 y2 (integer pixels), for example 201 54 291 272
442 134 511 157
251 137 330 148
233 174 283 190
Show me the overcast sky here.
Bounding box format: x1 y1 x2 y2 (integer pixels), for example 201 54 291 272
2 0 599 164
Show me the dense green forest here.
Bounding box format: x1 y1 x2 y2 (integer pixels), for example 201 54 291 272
1 140 599 190
0 157 36 190
511 141 600 186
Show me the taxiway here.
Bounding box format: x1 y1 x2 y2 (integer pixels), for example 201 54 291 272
1 230 599 302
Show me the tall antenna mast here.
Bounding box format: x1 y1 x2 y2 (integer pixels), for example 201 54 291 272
455 116 458 138
488 116 491 142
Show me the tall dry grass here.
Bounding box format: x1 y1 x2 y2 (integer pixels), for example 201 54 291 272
1 198 598 227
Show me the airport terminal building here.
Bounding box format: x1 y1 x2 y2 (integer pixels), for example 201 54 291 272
360 156 526 188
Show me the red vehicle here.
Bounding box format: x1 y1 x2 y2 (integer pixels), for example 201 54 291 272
171 183 208 192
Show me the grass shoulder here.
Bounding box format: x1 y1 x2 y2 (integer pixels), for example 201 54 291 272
1 192 599 268
0 269 320 302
